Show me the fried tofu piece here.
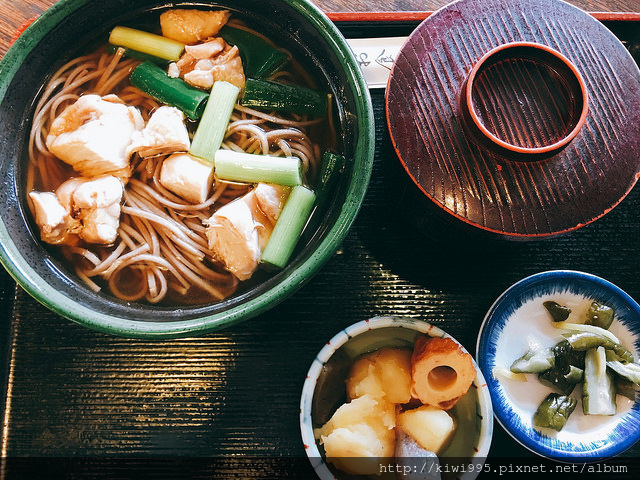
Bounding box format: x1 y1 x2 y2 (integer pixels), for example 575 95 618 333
160 9 230 44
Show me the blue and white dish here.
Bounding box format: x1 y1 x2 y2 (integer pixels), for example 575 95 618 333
477 270 640 461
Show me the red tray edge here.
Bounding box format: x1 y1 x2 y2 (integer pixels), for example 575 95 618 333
327 11 640 23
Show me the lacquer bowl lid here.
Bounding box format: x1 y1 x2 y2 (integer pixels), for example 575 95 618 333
386 0 640 239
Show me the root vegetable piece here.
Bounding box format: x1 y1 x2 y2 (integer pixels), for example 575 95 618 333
397 405 456 454
395 428 441 480
411 336 475 410
346 348 412 403
315 394 395 476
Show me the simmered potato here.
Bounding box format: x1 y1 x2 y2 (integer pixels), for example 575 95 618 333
315 394 395 475
397 405 456 454
346 348 412 403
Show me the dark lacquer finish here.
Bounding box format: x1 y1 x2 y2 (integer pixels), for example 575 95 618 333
460 42 588 157
386 0 640 239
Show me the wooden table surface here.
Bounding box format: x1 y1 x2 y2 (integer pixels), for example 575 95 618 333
0 0 638 57
0 0 639 476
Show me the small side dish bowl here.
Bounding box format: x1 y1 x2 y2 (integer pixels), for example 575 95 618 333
0 0 374 338
300 316 493 480
477 270 640 461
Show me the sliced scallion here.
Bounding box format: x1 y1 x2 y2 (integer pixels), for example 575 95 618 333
190 81 241 163
242 78 328 117
316 151 344 207
130 61 208 120
214 150 302 186
260 185 316 269
107 44 169 66
219 26 289 78
109 26 184 61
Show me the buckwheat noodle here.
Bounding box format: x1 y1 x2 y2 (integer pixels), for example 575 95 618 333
27 40 324 305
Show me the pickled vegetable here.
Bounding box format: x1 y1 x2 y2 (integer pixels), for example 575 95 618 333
553 339 585 372
607 361 640 385
543 300 571 322
614 377 639 400
538 365 583 395
585 301 614 330
510 347 555 374
553 321 620 343
605 344 634 364
564 332 634 364
533 393 577 431
582 347 616 416
492 365 527 382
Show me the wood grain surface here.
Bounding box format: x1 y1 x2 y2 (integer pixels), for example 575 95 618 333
0 0 639 477
0 0 639 57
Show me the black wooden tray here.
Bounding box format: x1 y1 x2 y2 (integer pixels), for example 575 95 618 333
0 18 638 479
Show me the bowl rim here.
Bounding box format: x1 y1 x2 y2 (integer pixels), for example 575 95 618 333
0 0 375 338
300 315 494 480
476 269 640 460
461 41 589 157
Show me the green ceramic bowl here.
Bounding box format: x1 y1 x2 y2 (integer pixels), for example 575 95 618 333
0 0 374 338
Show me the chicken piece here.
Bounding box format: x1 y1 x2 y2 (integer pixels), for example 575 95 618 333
173 37 245 90
167 62 180 78
58 175 124 245
183 44 245 89
46 94 144 178
28 192 71 244
205 191 264 281
128 106 190 158
160 9 230 44
55 177 86 213
185 38 225 59
159 153 214 204
170 38 224 82
205 184 287 280
254 183 289 224
315 394 396 476
79 202 122 245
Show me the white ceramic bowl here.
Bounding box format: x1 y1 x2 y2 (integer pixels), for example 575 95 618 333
300 316 493 480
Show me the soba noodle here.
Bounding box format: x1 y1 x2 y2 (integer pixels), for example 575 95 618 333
28 31 326 305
